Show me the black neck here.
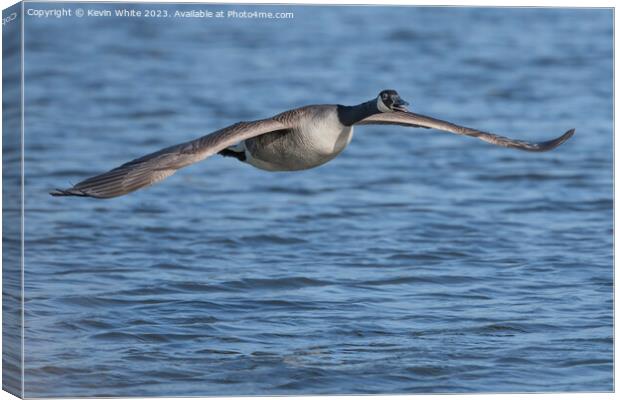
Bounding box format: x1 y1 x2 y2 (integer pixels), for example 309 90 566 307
336 99 380 126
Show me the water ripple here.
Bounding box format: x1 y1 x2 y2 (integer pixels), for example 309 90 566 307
19 5 612 397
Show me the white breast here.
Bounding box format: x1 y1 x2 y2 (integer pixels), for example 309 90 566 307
244 109 354 172
298 111 353 156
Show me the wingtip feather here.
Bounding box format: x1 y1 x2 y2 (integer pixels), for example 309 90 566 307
49 188 91 197
550 128 575 149
527 128 575 152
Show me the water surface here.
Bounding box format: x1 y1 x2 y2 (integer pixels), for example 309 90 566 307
18 4 613 396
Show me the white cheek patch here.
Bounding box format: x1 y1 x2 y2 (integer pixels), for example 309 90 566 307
377 96 393 112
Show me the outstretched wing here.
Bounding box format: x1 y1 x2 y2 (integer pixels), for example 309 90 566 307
356 111 574 152
50 118 289 199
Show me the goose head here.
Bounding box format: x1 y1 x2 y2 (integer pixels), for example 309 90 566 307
377 89 409 112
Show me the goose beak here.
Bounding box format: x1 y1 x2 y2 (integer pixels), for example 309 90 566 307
393 98 409 112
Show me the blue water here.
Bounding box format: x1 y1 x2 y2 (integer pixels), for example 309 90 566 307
17 4 612 396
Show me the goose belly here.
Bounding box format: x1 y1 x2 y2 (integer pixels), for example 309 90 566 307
245 123 354 172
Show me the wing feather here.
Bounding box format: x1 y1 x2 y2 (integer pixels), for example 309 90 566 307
50 118 289 198
356 111 574 152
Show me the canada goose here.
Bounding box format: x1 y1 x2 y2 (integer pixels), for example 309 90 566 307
50 90 574 199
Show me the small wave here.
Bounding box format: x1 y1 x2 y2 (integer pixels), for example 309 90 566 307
172 315 219 325
251 299 319 310
59 295 168 308
170 281 237 293
224 276 332 291
142 226 171 233
406 365 449 377
77 319 116 329
425 292 492 300
36 365 86 375
91 331 143 342
53 221 94 229
387 253 447 262
474 323 529 335
92 331 203 343
505 198 612 213
494 356 531 364
151 262 189 271
358 276 433 286
111 286 181 296
108 109 178 119
55 267 135 276
241 234 307 245
561 358 611 367
385 29 449 42
204 237 240 246
386 28 419 41
133 206 167 215
27 235 97 245
47 169 92 178
477 173 588 182
196 348 241 355
308 210 366 220
149 369 200 380
359 274 476 287
264 186 330 196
